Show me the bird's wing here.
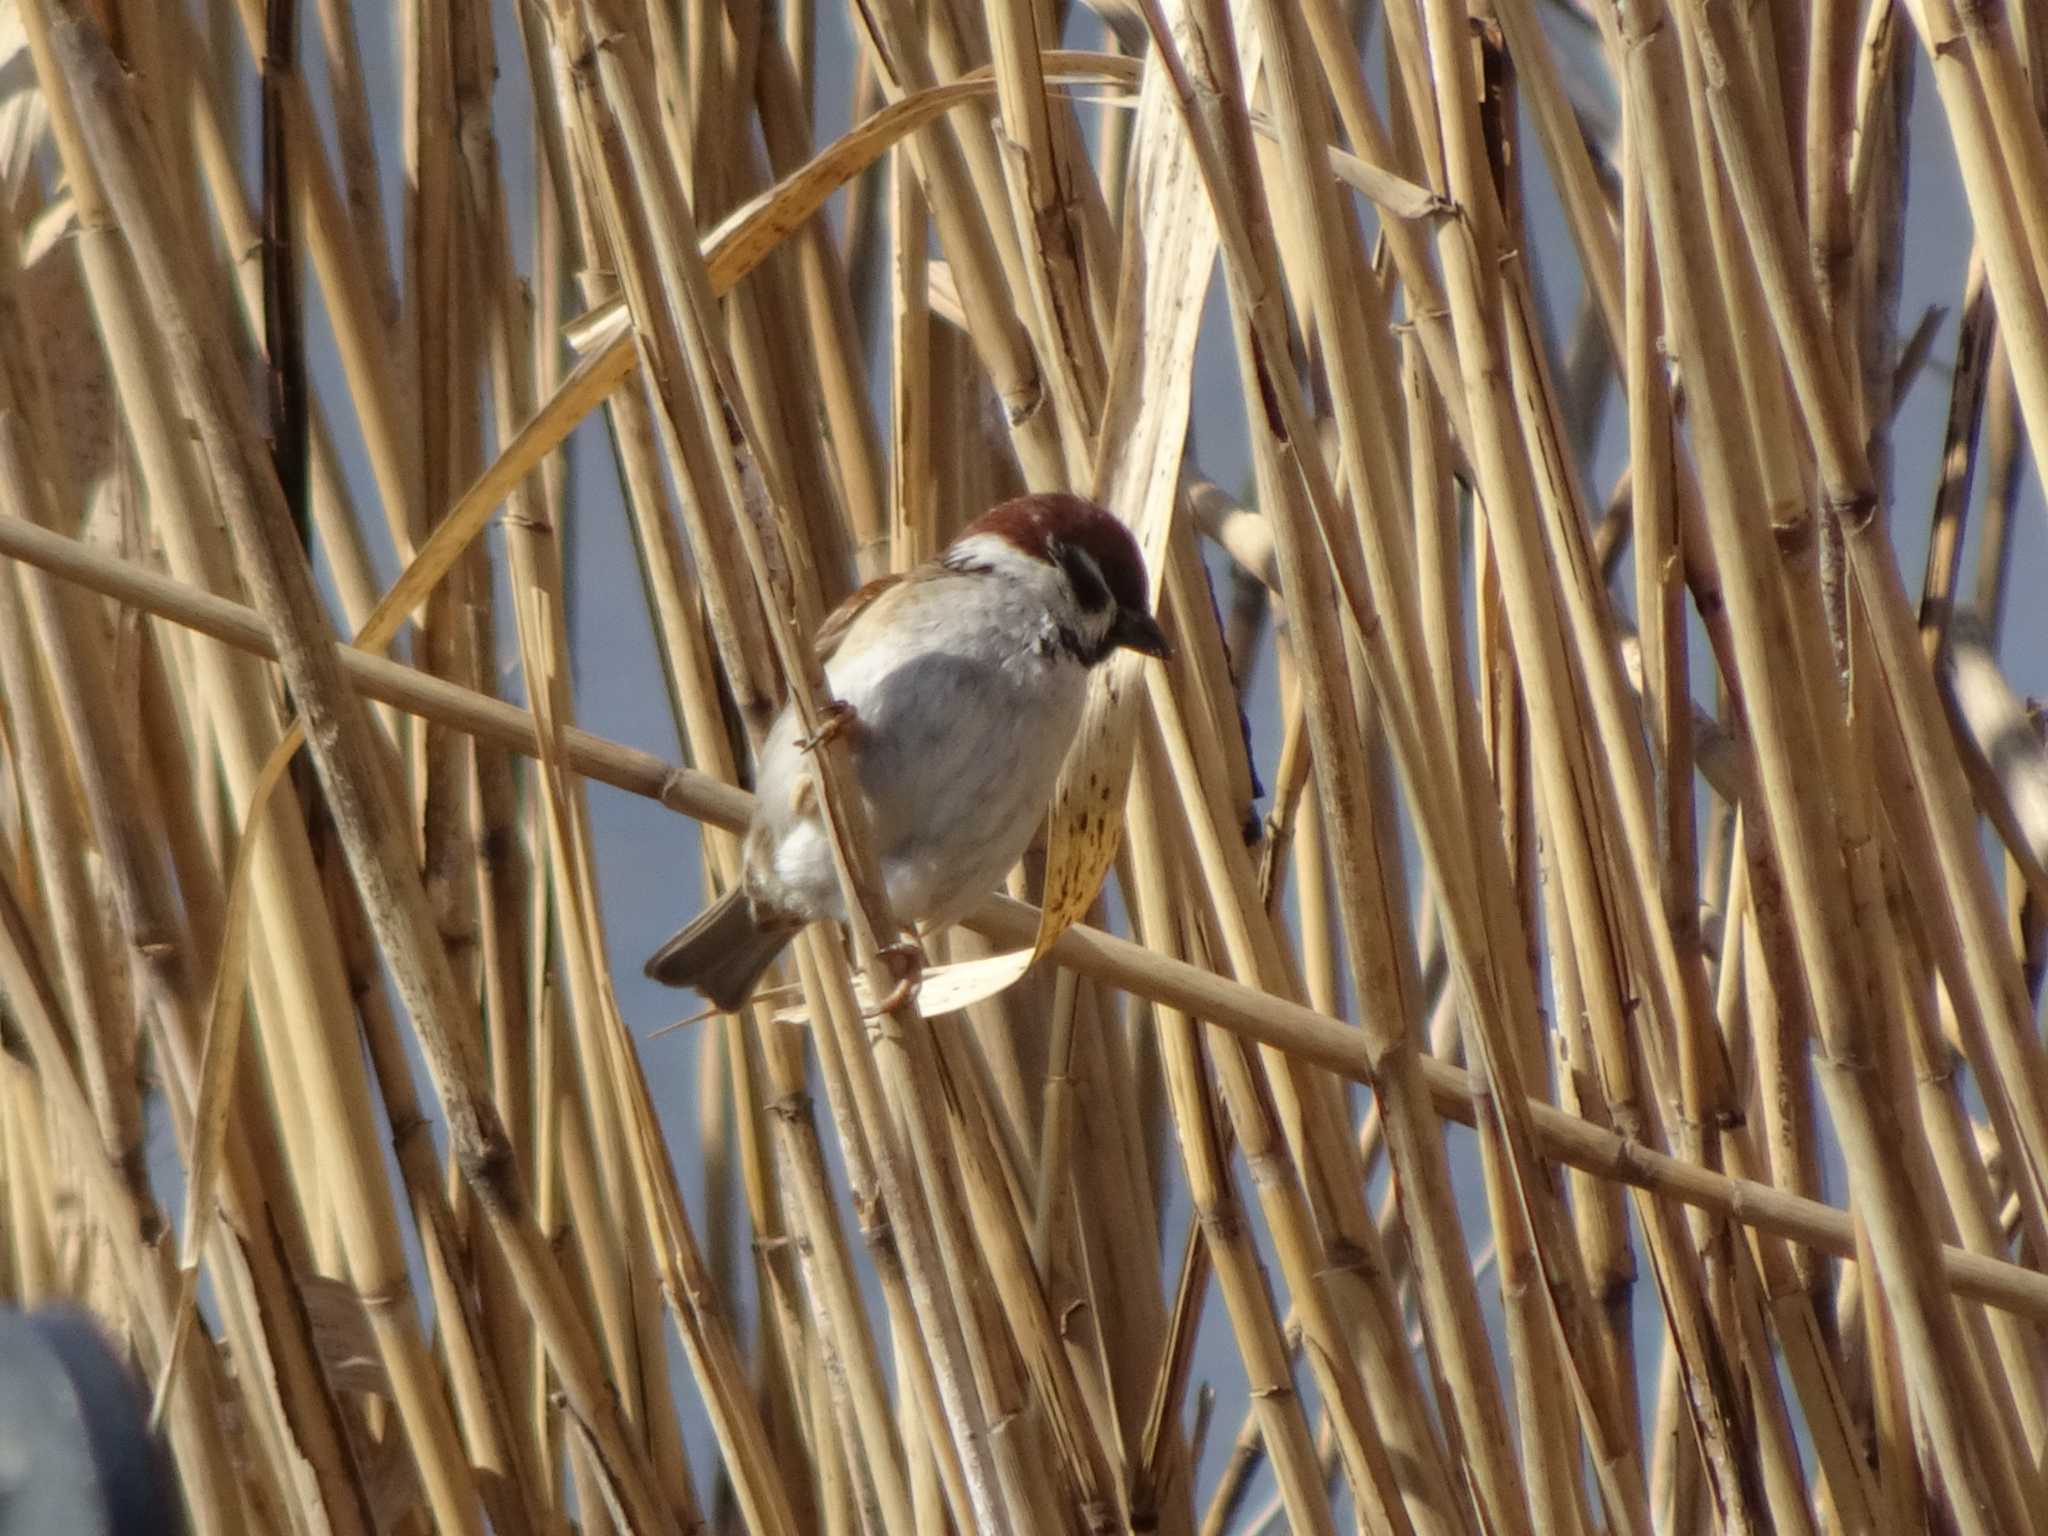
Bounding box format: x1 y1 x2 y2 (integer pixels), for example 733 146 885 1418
813 570 908 662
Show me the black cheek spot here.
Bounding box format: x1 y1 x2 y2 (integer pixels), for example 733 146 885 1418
1052 539 1112 613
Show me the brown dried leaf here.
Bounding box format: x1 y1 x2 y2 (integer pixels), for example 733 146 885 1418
1033 55 1217 958
299 1273 389 1396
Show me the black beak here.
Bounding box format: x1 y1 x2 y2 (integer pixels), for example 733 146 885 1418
1111 607 1172 660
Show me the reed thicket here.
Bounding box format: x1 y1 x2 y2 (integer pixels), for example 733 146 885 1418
0 0 2045 1532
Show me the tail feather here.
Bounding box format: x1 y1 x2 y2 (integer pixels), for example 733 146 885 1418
643 887 800 1011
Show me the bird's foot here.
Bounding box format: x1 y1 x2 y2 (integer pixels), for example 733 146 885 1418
864 939 925 1016
798 699 859 753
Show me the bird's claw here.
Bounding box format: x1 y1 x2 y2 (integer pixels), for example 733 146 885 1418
864 939 924 1016
799 699 858 753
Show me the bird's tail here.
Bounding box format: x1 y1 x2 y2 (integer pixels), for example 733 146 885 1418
643 887 800 1011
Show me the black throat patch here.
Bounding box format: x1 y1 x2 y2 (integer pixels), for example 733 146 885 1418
1052 622 1115 667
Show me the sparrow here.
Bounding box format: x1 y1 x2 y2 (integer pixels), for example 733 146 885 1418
645 492 1170 1011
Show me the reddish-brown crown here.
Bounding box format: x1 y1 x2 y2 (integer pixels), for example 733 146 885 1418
958 493 1150 615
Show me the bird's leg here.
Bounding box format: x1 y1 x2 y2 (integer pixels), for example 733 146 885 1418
865 937 925 1016
798 699 859 753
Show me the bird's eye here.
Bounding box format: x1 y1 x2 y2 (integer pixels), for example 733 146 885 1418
1052 540 1112 612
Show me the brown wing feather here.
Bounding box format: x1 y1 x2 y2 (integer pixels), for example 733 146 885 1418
813 570 909 662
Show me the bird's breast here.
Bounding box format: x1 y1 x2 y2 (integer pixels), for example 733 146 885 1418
749 579 1091 927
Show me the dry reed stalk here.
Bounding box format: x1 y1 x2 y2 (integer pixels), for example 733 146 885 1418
35 8 694 1532
1631 2 2030 1527
569 20 1055 1535
17 505 2048 1328
0 183 389 1536
19 8 495 1532
1148 11 1559 1536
